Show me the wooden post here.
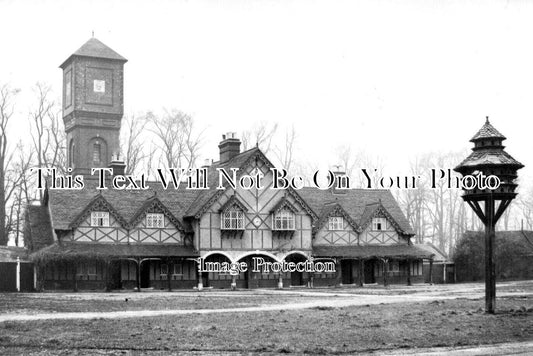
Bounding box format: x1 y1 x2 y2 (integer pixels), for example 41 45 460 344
406 259 411 286
16 257 20 292
277 274 283 289
336 258 343 287
136 258 141 292
231 275 237 290
359 259 364 287
429 258 434 284
167 259 172 292
197 257 204 291
382 259 388 287
486 196 496 314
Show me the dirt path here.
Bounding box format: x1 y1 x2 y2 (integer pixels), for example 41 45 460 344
374 340 533 355
0 289 530 323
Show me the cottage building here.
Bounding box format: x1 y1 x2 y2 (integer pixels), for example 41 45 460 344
25 38 433 291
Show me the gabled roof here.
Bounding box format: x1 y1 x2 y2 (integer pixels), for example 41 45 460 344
470 118 506 142
315 202 360 232
359 201 406 234
270 196 299 214
129 196 185 231
60 38 127 68
47 179 199 230
70 194 128 229
298 188 414 236
414 243 450 262
44 145 412 241
184 147 264 218
184 147 314 219
218 195 249 213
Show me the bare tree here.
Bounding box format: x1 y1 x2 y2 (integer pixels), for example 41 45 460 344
241 121 278 154
0 84 21 245
7 145 34 246
28 83 66 200
148 109 204 170
334 145 358 176
121 113 148 175
273 125 297 172
517 185 533 230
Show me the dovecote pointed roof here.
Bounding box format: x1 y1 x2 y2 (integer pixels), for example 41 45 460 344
470 117 506 142
456 118 524 173
60 37 127 68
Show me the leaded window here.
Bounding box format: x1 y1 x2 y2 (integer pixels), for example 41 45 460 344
160 264 168 276
221 209 244 230
273 209 295 230
372 217 386 231
91 211 109 227
328 216 344 230
146 213 165 228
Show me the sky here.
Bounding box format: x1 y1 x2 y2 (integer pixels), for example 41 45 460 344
1 0 533 182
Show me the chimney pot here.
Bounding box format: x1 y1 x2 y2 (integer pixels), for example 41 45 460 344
218 133 241 163
109 153 126 176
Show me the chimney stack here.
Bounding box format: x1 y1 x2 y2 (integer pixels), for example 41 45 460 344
218 132 241 163
109 153 126 176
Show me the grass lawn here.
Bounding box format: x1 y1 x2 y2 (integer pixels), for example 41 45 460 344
0 293 531 355
0 291 327 314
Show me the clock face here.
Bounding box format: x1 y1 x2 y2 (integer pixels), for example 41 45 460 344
93 80 106 93
85 66 113 105
252 216 262 227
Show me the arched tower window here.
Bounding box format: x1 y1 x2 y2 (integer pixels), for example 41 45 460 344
93 142 102 164
68 139 75 168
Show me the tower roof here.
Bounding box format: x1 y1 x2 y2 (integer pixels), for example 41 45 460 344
60 38 127 68
470 117 506 142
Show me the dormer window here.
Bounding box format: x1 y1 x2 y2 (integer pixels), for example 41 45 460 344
328 216 344 230
91 211 109 227
372 217 386 231
146 213 164 228
273 209 295 231
221 208 244 230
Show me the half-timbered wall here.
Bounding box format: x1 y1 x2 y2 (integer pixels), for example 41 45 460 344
66 212 184 245
360 217 406 245
71 214 128 243
313 218 358 246
197 161 313 256
130 216 183 244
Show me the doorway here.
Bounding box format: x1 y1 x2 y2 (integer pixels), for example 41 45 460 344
140 261 151 288
341 260 353 284
286 253 307 287
364 259 375 284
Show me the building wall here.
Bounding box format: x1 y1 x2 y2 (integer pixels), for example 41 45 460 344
66 213 183 245
359 219 405 245
313 218 358 246
197 162 313 258
313 214 406 246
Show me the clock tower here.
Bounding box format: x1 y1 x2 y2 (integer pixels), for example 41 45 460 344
60 37 127 175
